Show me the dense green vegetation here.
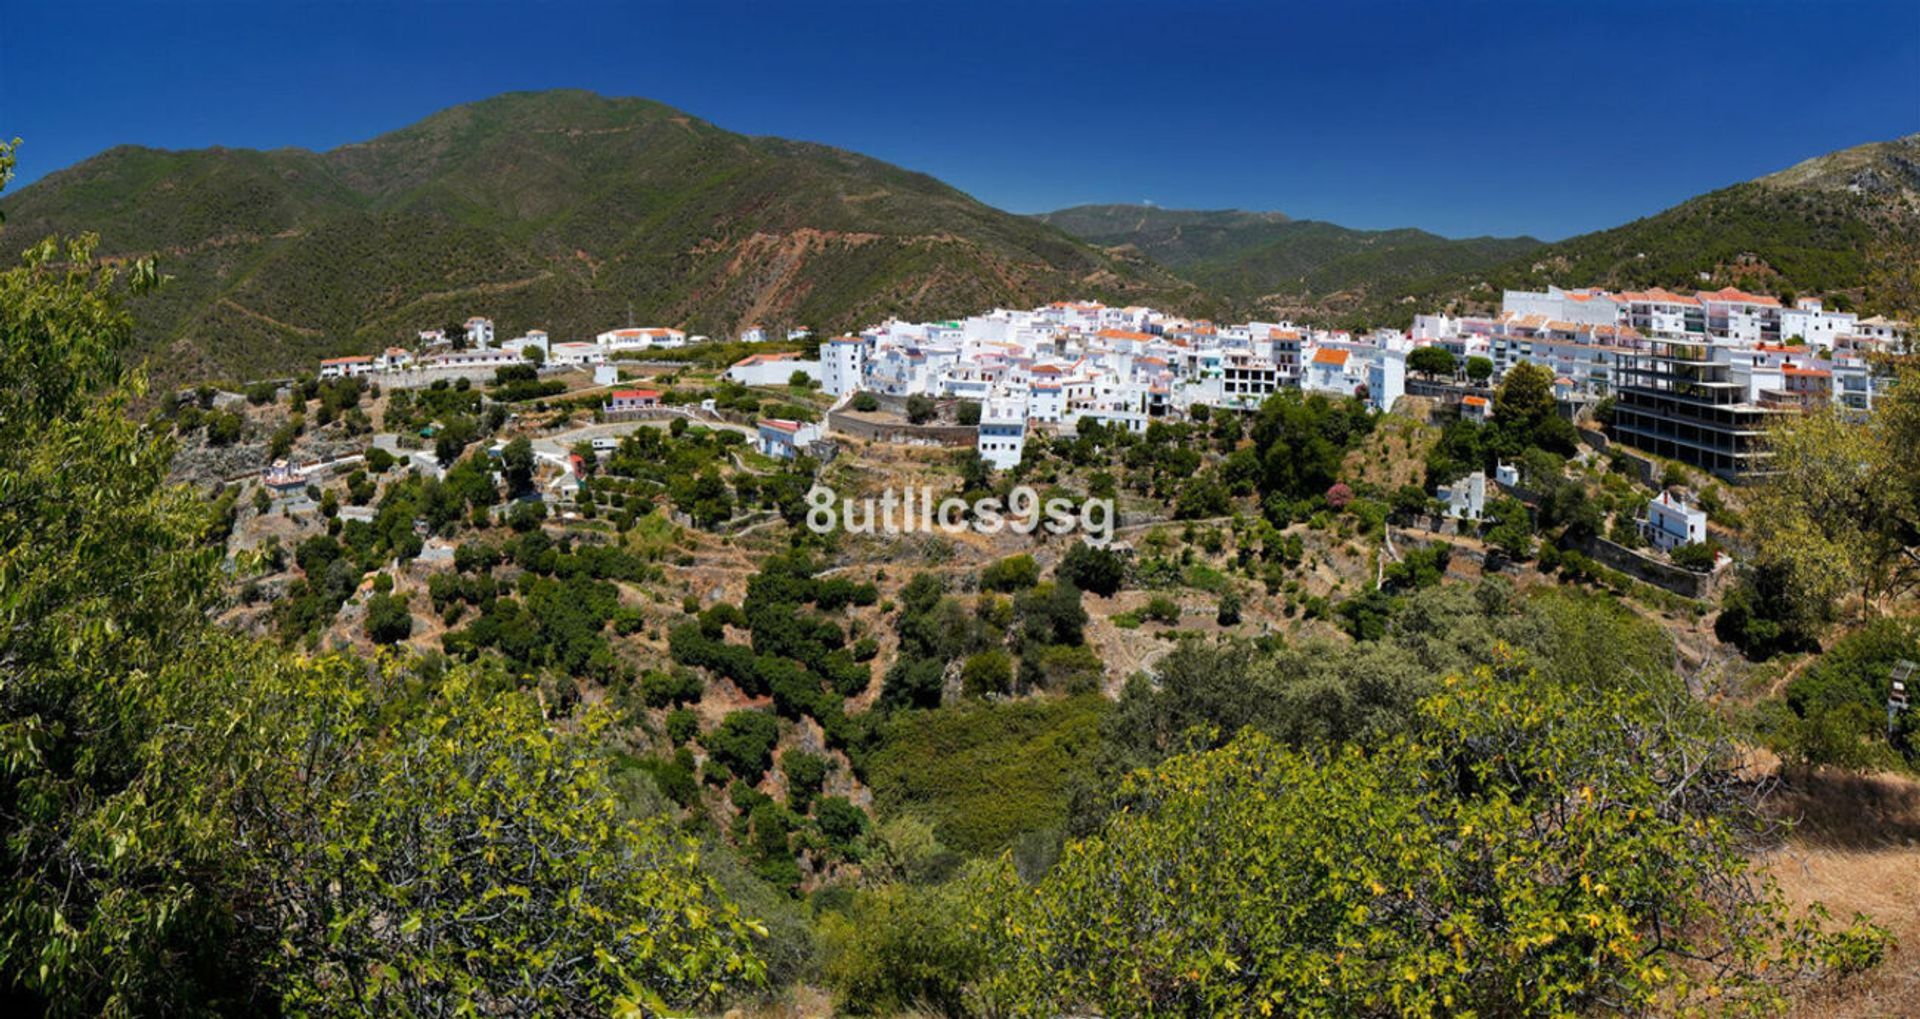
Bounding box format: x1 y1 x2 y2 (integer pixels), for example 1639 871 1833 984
977 658 1885 1016
0 143 762 1013
865 696 1106 855
811 585 1887 1015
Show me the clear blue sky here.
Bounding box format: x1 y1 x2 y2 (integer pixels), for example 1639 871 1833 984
4 0 1916 240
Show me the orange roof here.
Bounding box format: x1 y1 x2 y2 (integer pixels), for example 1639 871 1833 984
1312 348 1350 366
1696 286 1781 308
320 355 373 365
730 352 801 367
611 389 661 399
1462 395 1490 407
1096 328 1155 342
1781 366 1831 378
759 419 803 433
604 326 682 336
1270 328 1301 340
1620 288 1701 307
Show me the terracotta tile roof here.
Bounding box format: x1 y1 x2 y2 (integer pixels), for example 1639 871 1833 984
1312 348 1350 366
730 352 802 367
1696 286 1781 308
1620 288 1701 307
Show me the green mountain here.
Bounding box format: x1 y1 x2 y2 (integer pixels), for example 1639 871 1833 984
1363 133 1920 327
0 90 1208 382
1033 204 1542 321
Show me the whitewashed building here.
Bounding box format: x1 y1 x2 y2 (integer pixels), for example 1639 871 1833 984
1643 491 1708 552
1438 471 1488 522
822 336 867 396
757 419 823 460
977 397 1028 470
464 317 495 348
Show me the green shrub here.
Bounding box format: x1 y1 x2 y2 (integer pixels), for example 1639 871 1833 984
960 649 1014 698
704 710 780 781
865 696 1107 855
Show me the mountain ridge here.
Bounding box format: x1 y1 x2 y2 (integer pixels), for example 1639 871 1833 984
0 89 1210 382
1035 202 1544 324
6 92 1912 381
1382 132 1920 326
1040 133 1920 329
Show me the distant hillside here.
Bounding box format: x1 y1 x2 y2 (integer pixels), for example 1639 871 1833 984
1035 204 1541 322
0 90 1209 382
1366 134 1920 328
1032 206 1295 267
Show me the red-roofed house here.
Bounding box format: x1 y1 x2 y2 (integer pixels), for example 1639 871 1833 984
319 355 376 379
605 389 662 415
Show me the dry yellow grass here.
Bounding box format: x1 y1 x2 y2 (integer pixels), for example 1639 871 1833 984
1765 767 1920 1018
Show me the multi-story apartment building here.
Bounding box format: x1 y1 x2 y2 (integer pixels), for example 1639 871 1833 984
1611 335 1779 478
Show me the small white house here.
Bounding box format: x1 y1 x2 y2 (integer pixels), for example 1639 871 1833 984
604 388 662 414
318 355 376 379
501 330 550 359
262 459 308 497
757 419 822 460
725 352 820 387
547 341 606 367
977 397 1028 470
464 317 495 348
1438 471 1488 522
1303 346 1358 395
1461 394 1493 424
740 324 768 344
1643 490 1707 552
